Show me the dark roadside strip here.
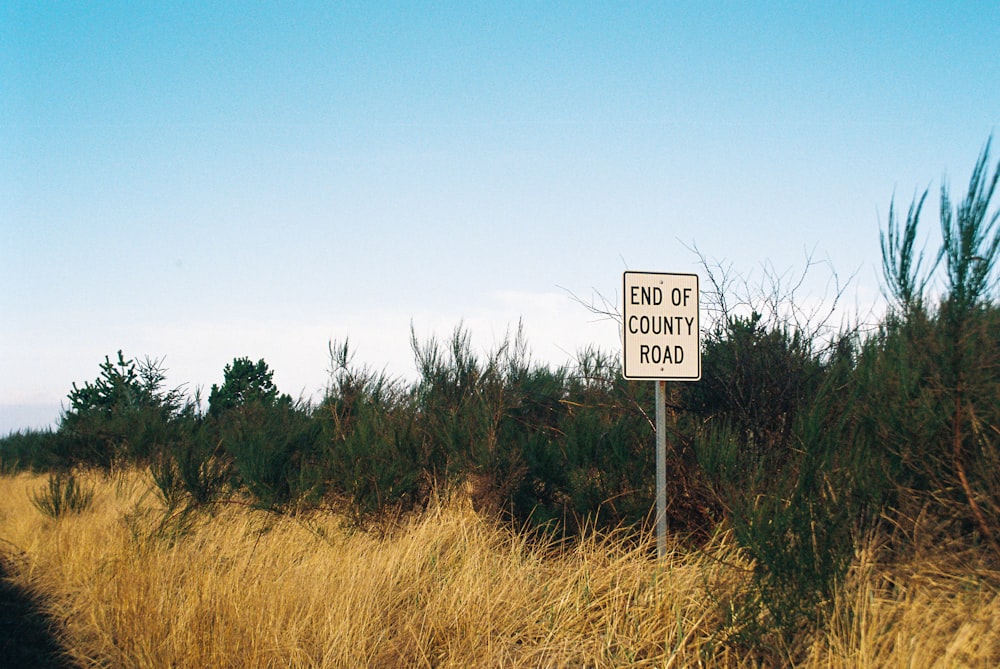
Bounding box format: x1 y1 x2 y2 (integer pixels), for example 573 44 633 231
0 550 75 669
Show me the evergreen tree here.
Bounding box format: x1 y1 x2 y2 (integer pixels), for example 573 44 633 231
208 357 288 417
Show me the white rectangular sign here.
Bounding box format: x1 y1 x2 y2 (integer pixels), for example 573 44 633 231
622 271 700 380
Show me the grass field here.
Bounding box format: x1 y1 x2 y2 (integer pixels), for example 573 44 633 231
0 469 998 668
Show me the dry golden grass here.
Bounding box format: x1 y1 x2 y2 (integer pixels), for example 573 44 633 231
0 470 997 668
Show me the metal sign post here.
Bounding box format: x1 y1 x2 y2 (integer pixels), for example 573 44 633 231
622 272 700 560
655 379 668 559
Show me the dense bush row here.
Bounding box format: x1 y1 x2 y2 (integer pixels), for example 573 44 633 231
3 334 672 533
4 138 998 651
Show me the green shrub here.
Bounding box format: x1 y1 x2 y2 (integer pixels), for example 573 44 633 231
31 471 95 518
200 356 319 510
871 137 1000 557
695 334 882 653
526 347 659 533
59 352 186 469
318 339 424 521
150 421 232 510
683 310 824 469
208 357 289 417
217 400 319 510
409 324 533 513
0 428 62 472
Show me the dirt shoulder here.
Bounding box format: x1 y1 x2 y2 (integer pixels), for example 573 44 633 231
0 555 74 669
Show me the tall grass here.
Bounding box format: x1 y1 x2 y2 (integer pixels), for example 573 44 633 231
0 470 997 667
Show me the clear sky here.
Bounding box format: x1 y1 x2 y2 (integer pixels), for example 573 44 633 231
3 2 999 432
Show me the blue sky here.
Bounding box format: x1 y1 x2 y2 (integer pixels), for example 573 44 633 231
2 2 999 432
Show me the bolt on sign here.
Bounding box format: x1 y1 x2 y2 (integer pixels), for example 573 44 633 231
622 271 700 380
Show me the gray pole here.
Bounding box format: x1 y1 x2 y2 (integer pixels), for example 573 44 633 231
655 379 667 559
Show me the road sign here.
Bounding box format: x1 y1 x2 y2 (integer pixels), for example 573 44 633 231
622 271 700 380
622 271 701 559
